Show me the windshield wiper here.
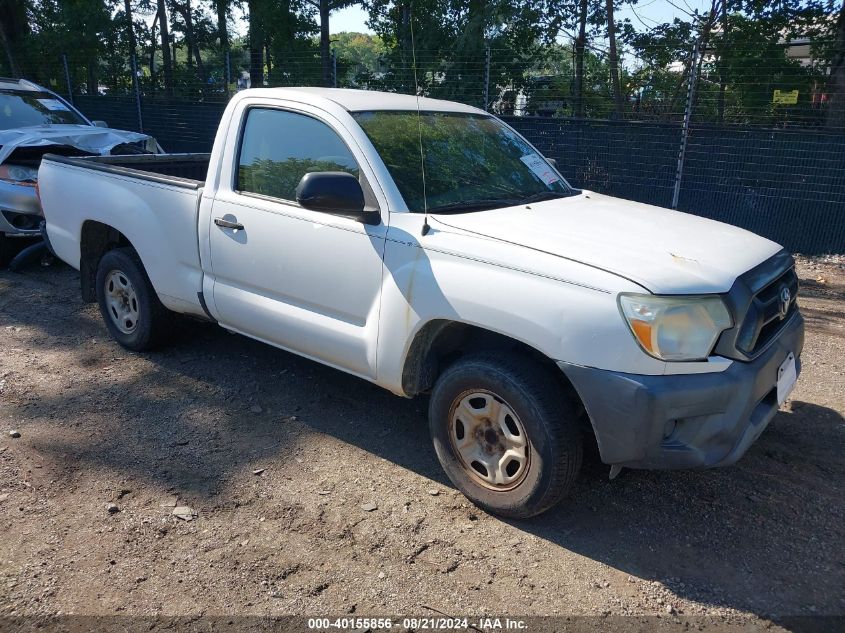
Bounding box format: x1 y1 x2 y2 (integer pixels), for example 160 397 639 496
427 198 521 214
519 190 571 204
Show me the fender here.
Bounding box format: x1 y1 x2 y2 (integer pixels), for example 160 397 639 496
375 213 667 396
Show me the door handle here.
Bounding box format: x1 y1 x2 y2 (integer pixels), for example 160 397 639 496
214 217 244 231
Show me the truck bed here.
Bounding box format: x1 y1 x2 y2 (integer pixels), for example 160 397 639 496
41 153 210 188
39 151 209 319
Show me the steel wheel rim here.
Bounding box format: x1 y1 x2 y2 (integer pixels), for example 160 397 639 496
104 269 139 334
448 389 530 491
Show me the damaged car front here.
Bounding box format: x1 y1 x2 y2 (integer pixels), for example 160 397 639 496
0 78 161 264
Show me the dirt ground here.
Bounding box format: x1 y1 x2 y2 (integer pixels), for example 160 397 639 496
0 255 843 630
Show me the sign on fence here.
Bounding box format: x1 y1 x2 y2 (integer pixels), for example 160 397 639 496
773 90 800 105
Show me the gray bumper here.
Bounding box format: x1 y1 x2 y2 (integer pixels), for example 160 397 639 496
0 179 42 235
558 312 805 469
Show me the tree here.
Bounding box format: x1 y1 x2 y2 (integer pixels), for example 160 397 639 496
170 0 208 86
605 0 622 115
302 0 359 87
330 31 385 84
366 0 553 108
215 0 229 62
124 0 137 54
28 0 113 93
827 1 845 128
157 0 174 94
248 0 265 86
0 0 28 77
716 0 728 121
574 0 588 116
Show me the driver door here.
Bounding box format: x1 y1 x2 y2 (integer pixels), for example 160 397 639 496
206 106 387 378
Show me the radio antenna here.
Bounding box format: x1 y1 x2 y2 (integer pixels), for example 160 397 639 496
410 4 430 236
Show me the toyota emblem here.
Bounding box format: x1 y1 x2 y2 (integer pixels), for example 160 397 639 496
779 286 791 319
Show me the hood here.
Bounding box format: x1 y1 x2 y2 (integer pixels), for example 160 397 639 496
0 125 159 164
431 191 782 294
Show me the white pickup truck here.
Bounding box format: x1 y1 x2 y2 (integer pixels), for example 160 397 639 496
39 88 804 518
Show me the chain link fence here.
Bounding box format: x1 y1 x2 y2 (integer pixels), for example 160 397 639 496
4 39 845 253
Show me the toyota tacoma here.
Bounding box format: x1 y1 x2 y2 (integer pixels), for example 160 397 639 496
38 88 803 517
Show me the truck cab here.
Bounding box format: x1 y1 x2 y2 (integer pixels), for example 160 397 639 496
39 88 804 518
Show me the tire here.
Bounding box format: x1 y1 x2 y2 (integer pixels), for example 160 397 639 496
0 233 33 268
0 234 12 268
429 353 582 518
95 247 172 351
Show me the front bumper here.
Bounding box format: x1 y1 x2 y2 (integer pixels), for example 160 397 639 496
0 179 42 236
558 311 805 469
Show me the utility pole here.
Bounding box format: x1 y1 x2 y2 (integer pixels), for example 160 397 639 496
331 48 337 88
671 40 701 210
130 53 144 132
483 46 491 111
62 54 74 104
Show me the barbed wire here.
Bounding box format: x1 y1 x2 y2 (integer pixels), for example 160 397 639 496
8 48 836 129
3 41 843 252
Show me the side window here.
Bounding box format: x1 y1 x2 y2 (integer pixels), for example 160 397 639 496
237 108 359 202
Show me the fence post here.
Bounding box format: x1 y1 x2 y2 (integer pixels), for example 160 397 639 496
61 54 74 105
130 53 144 133
483 46 491 111
331 48 337 88
671 40 700 210
225 50 232 98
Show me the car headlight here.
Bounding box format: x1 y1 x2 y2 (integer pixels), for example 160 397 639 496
618 293 732 361
0 164 39 186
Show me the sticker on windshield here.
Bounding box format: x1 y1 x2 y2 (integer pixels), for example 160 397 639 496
37 98 71 112
520 153 559 185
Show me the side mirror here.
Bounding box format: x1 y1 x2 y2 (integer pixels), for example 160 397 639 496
546 157 558 169
295 172 379 225
92 120 108 128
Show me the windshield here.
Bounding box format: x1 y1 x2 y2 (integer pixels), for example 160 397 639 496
353 110 574 213
0 90 88 130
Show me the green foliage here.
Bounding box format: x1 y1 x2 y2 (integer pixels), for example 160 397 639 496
0 0 841 128
698 13 829 125
330 31 385 85
239 157 358 200
363 0 555 108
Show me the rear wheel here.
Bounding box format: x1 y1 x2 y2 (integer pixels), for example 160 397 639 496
95 247 171 351
429 353 582 518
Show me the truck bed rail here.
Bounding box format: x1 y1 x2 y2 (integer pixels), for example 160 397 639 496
42 153 209 190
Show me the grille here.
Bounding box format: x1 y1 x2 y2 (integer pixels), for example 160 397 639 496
735 267 799 356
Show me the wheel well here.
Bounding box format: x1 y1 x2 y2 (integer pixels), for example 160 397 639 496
402 321 591 436
402 320 582 405
79 221 132 302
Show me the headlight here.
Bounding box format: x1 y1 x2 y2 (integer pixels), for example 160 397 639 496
0 164 38 186
618 293 732 361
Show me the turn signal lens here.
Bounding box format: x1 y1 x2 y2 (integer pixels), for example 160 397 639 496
619 293 732 361
630 319 655 353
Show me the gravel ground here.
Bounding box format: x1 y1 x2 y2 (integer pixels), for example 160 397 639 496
0 256 842 630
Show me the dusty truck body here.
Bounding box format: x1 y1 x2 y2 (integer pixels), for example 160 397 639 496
39 87 804 518
0 77 161 263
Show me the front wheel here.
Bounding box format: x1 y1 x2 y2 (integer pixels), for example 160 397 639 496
428 353 582 518
95 247 171 351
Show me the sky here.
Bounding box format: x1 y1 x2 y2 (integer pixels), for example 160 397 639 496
330 1 715 36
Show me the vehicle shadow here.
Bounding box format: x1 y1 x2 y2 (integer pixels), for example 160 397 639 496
2 266 843 623
516 399 844 621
